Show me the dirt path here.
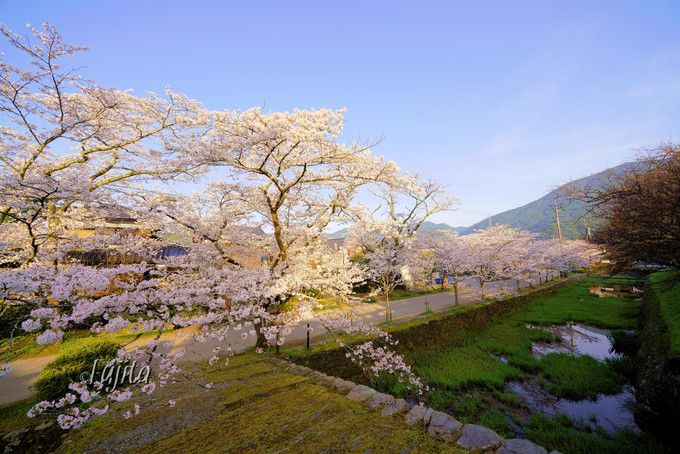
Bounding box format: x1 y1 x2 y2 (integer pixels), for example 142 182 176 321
0 355 56 405
0 278 530 406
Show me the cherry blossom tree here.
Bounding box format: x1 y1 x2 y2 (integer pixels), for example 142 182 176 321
0 23 209 265
0 24 432 429
495 228 537 293
404 242 437 291
527 239 593 283
347 177 455 322
146 106 401 344
463 225 529 298
418 231 471 305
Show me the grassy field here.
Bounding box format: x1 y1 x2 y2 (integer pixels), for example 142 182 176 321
394 276 662 453
0 327 173 362
404 277 639 398
1 353 458 453
362 286 452 303
289 275 665 453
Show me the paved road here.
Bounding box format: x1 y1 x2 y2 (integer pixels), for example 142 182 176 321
0 277 530 406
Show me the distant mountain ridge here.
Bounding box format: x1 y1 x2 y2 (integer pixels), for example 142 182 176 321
418 222 466 235
325 161 641 241
462 161 642 239
325 221 465 240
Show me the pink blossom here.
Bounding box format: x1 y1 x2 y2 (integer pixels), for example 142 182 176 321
21 319 42 333
36 329 63 345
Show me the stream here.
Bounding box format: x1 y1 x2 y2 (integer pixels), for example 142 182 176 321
508 323 639 433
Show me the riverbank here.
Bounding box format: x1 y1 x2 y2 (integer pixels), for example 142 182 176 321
635 269 680 448
289 274 667 453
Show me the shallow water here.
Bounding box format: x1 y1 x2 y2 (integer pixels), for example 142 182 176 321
529 324 621 361
512 323 639 433
507 380 638 433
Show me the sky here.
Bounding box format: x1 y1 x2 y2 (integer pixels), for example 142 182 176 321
2 0 680 226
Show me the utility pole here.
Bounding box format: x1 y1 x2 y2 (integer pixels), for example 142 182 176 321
488 215 492 227
554 201 564 244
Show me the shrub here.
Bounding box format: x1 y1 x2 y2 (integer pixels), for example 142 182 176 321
0 305 32 338
34 338 121 401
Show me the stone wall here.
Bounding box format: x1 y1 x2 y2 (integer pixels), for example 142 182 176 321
272 358 554 453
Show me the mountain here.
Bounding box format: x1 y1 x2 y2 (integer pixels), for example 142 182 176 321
325 221 465 240
418 222 466 235
325 161 641 241
325 227 349 240
462 161 642 239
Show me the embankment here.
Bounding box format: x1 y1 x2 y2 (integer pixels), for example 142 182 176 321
635 270 680 447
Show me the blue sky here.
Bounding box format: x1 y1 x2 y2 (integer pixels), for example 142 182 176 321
2 0 680 226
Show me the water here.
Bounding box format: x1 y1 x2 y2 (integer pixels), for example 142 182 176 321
508 380 638 433
510 323 639 433
529 324 621 361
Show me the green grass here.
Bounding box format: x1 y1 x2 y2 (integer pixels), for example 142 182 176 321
53 353 458 454
266 276 660 453
334 276 648 451
412 346 525 390
526 413 667 454
0 333 61 360
401 278 641 394
363 286 451 303
518 278 641 329
539 354 626 400
287 275 666 453
394 277 651 451
477 409 515 438
0 326 173 362
0 398 38 435
35 338 122 401
648 269 680 356
1 354 459 452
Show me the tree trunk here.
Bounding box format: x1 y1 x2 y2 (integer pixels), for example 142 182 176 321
254 301 272 348
453 282 459 305
254 319 268 348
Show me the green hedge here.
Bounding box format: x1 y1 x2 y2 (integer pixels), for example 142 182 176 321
290 278 575 385
34 338 121 401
